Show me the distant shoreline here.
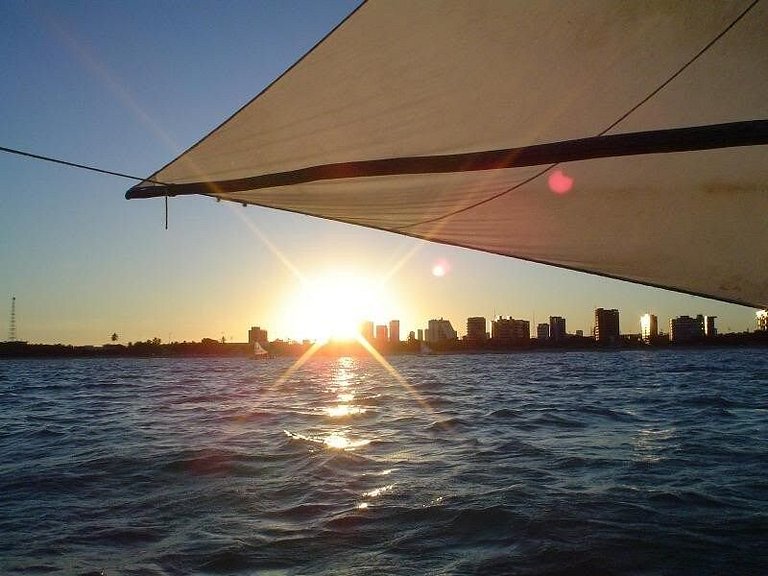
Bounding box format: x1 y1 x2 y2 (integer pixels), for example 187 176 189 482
2 332 766 359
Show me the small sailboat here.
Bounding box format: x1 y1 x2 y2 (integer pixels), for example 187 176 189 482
253 341 270 360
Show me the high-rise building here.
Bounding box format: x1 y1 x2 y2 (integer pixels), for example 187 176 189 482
360 321 374 341
640 313 658 343
492 317 529 341
248 326 268 346
594 308 620 343
549 316 566 341
669 315 704 342
704 316 717 337
758 310 768 331
389 320 400 343
492 317 513 340
426 318 457 343
375 324 388 343
466 317 487 341
417 328 424 341
511 319 530 340
537 323 549 340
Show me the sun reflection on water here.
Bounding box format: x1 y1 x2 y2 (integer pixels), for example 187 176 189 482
324 434 351 449
362 484 394 498
285 429 370 451
331 356 356 386
323 433 370 450
326 404 366 418
632 427 676 464
357 483 396 510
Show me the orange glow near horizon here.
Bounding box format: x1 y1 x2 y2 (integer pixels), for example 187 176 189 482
229 209 436 425
280 270 400 344
229 208 433 343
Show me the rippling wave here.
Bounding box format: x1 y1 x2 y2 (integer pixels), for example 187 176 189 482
1 350 766 575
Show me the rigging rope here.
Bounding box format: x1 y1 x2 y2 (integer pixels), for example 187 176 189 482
0 145 167 186
0 144 172 228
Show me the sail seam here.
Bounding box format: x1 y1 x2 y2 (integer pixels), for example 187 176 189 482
126 120 768 199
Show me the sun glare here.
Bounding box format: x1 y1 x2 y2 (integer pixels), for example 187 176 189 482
285 271 394 343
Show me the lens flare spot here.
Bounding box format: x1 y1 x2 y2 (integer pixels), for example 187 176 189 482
548 169 574 195
432 259 450 277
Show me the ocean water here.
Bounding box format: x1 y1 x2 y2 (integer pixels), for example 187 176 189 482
0 349 766 575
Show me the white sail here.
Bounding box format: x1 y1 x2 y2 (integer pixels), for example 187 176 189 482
127 0 768 308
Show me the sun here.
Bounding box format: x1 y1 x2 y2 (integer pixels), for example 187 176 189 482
284 271 394 343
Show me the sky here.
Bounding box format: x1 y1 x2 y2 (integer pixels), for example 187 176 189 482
0 0 762 346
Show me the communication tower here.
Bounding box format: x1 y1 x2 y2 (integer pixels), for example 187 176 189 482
8 296 17 342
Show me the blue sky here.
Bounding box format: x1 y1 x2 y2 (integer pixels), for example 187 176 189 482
1 0 760 345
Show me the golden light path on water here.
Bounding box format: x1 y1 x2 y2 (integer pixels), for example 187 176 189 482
228 205 441 460
270 331 444 516
263 331 438 426
228 206 447 511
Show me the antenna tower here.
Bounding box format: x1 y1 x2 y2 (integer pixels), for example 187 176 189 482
8 296 17 342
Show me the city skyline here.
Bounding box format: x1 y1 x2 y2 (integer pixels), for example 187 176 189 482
241 305 761 348
4 279 766 346
272 308 766 343
1 1 763 346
